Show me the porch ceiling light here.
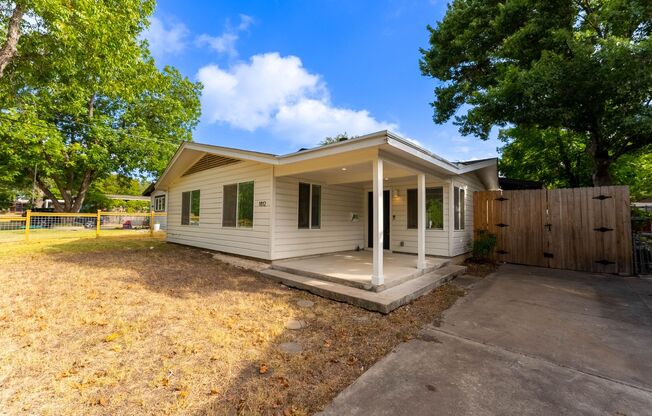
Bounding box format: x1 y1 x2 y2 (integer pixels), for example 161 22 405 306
341 167 347 171
384 177 389 180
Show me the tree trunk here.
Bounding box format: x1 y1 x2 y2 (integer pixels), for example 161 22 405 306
588 127 614 187
592 157 613 186
71 170 93 212
0 4 24 78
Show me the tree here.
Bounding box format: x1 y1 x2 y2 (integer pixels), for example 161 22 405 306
420 0 652 186
320 132 357 146
499 126 652 199
0 1 202 212
498 127 593 188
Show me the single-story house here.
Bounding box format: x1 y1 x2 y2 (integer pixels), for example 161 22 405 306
151 130 498 291
142 183 167 212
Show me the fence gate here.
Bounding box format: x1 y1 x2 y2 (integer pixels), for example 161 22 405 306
474 186 632 275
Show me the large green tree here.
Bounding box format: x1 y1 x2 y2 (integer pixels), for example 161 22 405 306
499 126 652 198
0 1 202 212
420 0 652 186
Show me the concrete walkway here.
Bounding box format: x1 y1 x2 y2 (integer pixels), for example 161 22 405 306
320 265 652 415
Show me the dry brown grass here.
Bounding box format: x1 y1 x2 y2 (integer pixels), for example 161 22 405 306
0 237 464 415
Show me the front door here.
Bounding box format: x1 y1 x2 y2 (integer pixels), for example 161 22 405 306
367 190 390 249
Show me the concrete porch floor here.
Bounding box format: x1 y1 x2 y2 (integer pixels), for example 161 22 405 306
271 250 448 291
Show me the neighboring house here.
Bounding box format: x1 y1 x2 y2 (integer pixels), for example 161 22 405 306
142 183 167 212
151 130 498 287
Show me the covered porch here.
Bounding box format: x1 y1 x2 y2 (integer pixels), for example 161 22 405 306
271 250 449 291
272 134 473 291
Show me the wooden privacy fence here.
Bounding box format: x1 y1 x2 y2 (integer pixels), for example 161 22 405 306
474 186 632 275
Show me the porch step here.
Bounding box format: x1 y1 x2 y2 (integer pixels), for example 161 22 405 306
260 264 466 314
271 258 451 292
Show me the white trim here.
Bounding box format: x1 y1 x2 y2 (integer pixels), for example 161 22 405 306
297 182 322 230
221 181 255 229
417 173 426 270
372 157 384 286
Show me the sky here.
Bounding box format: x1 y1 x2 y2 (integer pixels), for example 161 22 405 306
144 0 502 162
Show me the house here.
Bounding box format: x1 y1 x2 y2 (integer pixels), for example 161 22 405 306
142 183 167 213
152 130 498 301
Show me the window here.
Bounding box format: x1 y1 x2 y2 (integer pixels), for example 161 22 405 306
154 195 166 212
407 187 444 230
454 186 465 230
181 190 200 226
222 181 254 228
298 182 321 229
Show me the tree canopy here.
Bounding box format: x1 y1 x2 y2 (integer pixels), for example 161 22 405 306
420 0 652 186
498 126 651 199
319 132 358 146
0 0 202 212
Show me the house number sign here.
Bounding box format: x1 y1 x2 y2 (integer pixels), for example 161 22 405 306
258 200 267 207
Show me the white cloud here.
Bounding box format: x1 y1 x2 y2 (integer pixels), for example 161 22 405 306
143 17 188 58
196 14 254 58
197 52 398 144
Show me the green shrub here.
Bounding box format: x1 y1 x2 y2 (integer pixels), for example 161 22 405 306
472 230 497 260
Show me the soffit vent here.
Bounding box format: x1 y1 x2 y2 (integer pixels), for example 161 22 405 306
182 154 240 176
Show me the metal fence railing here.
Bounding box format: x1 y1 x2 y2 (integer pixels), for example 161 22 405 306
0 210 167 243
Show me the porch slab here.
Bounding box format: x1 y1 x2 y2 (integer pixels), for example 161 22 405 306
261 264 466 314
271 250 449 291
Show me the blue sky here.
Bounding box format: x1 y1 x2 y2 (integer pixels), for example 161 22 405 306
145 0 501 162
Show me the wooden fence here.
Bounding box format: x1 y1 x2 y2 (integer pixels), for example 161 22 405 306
474 186 632 275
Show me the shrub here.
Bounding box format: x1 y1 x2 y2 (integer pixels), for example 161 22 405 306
472 230 497 260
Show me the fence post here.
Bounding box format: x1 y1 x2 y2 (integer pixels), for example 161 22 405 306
96 210 101 238
150 210 155 237
25 209 31 241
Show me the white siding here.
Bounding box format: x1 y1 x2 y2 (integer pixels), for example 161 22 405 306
166 160 273 259
272 177 364 259
375 178 451 257
451 173 485 256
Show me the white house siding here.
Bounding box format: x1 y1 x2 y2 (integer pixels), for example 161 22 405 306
450 173 484 256
377 178 451 257
166 160 274 259
272 176 364 259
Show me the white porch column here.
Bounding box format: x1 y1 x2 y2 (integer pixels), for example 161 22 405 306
372 157 384 286
417 173 427 270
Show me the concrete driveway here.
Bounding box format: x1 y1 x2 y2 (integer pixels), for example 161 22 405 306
320 264 652 415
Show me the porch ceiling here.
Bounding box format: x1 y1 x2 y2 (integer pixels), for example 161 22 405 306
290 160 419 185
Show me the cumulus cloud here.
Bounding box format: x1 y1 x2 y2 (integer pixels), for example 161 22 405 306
143 17 189 58
196 14 254 58
197 52 398 145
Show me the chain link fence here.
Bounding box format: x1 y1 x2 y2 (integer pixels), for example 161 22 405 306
0 211 167 243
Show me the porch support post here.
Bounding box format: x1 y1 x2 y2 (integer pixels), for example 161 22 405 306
372 157 384 286
417 173 427 270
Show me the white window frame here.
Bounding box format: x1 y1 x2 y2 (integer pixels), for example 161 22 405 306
453 186 466 231
181 190 200 226
153 195 166 212
222 181 255 228
298 182 321 229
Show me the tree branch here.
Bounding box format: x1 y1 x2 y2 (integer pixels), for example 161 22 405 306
0 3 24 78
71 170 93 212
27 168 64 212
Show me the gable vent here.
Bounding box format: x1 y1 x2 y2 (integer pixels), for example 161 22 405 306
182 154 240 176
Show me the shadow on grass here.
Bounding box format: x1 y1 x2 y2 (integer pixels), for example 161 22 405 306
8 237 465 415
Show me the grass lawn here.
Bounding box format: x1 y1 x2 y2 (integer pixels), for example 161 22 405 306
0 236 464 415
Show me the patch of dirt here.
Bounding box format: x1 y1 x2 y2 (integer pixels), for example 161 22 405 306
0 238 465 415
463 258 500 277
